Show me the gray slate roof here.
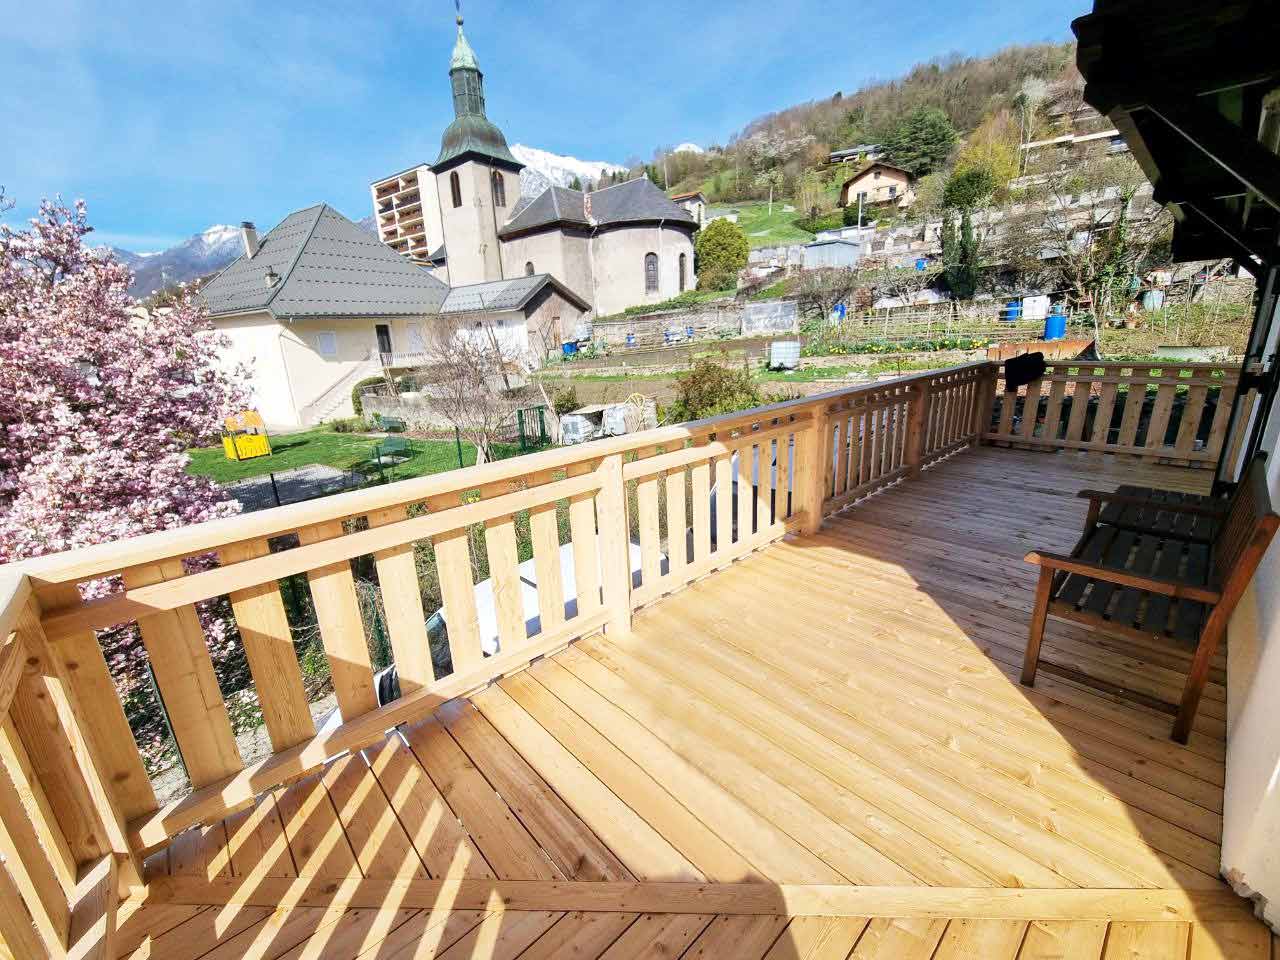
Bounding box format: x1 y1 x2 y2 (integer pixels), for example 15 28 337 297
440 273 590 315
500 177 696 238
201 205 449 319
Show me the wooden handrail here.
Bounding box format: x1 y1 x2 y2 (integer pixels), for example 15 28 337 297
0 359 999 886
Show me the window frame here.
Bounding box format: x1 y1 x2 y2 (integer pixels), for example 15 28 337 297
315 331 338 358
450 171 462 208
491 170 506 208
678 252 687 292
525 261 535 276
644 252 659 293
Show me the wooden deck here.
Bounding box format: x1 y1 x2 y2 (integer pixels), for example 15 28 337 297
117 447 1276 959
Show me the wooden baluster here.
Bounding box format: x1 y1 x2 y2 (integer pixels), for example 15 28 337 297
1174 384 1209 459
714 455 733 554
663 467 688 584
124 562 243 787
1115 369 1149 450
1018 376 1043 441
0 852 51 960
1090 381 1117 448
566 463 602 620
635 454 662 589
484 514 526 652
833 415 850 496
866 404 882 483
430 493 483 676
367 507 434 695
691 458 712 557
218 540 315 752
736 438 755 540
67 853 118 960
1203 381 1237 463
995 383 1017 440
0 718 75 896
595 454 632 635
1144 380 1178 451
0 722 70 953
755 439 772 537
848 408 864 488
529 499 566 636
775 431 792 521
296 522 378 722
35 584 156 824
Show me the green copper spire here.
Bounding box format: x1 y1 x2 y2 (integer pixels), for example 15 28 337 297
449 14 480 72
434 6 523 172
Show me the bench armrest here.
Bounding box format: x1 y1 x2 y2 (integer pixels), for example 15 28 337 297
1076 489 1227 517
1025 550 1222 604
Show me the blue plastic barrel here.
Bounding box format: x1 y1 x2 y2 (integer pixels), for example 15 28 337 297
1002 299 1022 323
1044 311 1067 341
625 333 636 347
561 341 579 357
915 258 927 271
686 325 695 339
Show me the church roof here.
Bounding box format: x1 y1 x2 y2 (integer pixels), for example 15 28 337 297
201 205 450 319
500 177 698 238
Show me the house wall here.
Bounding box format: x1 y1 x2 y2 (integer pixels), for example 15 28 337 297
210 311 299 429
523 289 585 361
500 229 595 313
840 167 914 208
1224 380 1280 931
589 224 697 317
436 161 515 285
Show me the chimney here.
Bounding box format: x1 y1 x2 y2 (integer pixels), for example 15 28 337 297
240 221 259 258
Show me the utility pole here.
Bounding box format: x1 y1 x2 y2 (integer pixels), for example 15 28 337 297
768 182 774 217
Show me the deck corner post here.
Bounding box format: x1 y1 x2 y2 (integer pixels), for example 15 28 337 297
976 363 1000 446
905 379 932 478
595 453 633 636
797 406 832 534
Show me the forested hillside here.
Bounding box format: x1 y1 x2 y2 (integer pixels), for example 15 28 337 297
656 41 1077 207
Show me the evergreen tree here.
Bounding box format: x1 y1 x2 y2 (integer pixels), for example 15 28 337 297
694 218 749 291
942 207 981 300
884 107 959 177
568 175 583 191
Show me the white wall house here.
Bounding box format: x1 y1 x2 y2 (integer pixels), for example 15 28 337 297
200 206 586 429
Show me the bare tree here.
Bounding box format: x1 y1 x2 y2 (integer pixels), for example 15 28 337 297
792 268 863 326
420 316 537 462
995 155 1171 321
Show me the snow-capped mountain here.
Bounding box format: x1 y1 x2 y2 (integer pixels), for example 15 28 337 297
104 224 243 297
511 144 626 195
672 142 704 154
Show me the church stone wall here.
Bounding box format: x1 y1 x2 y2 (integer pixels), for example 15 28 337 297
589 224 696 318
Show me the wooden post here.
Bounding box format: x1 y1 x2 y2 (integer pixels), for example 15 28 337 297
796 407 832 534
904 380 932 478
974 364 999 445
595 454 633 636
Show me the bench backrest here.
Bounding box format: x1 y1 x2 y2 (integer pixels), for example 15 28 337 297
380 437 409 452
1212 456 1279 602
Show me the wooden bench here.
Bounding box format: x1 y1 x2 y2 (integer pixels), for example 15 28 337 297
1022 458 1278 742
1078 485 1227 544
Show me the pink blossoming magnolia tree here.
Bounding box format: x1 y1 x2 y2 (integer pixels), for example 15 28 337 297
0 197 251 762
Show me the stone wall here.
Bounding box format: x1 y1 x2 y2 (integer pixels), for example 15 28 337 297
592 301 745 348
361 393 453 430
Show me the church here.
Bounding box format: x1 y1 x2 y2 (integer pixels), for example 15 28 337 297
369 14 699 318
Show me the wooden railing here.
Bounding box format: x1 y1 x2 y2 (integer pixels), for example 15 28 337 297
0 362 996 955
986 360 1252 468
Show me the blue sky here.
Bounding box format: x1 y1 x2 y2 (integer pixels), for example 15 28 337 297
1 0 1086 251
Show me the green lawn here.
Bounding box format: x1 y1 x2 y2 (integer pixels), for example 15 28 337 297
731 203 817 249
187 427 479 484
758 358 946 382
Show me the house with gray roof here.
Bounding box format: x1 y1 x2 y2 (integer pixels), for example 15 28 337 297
367 13 700 319
200 206 587 429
